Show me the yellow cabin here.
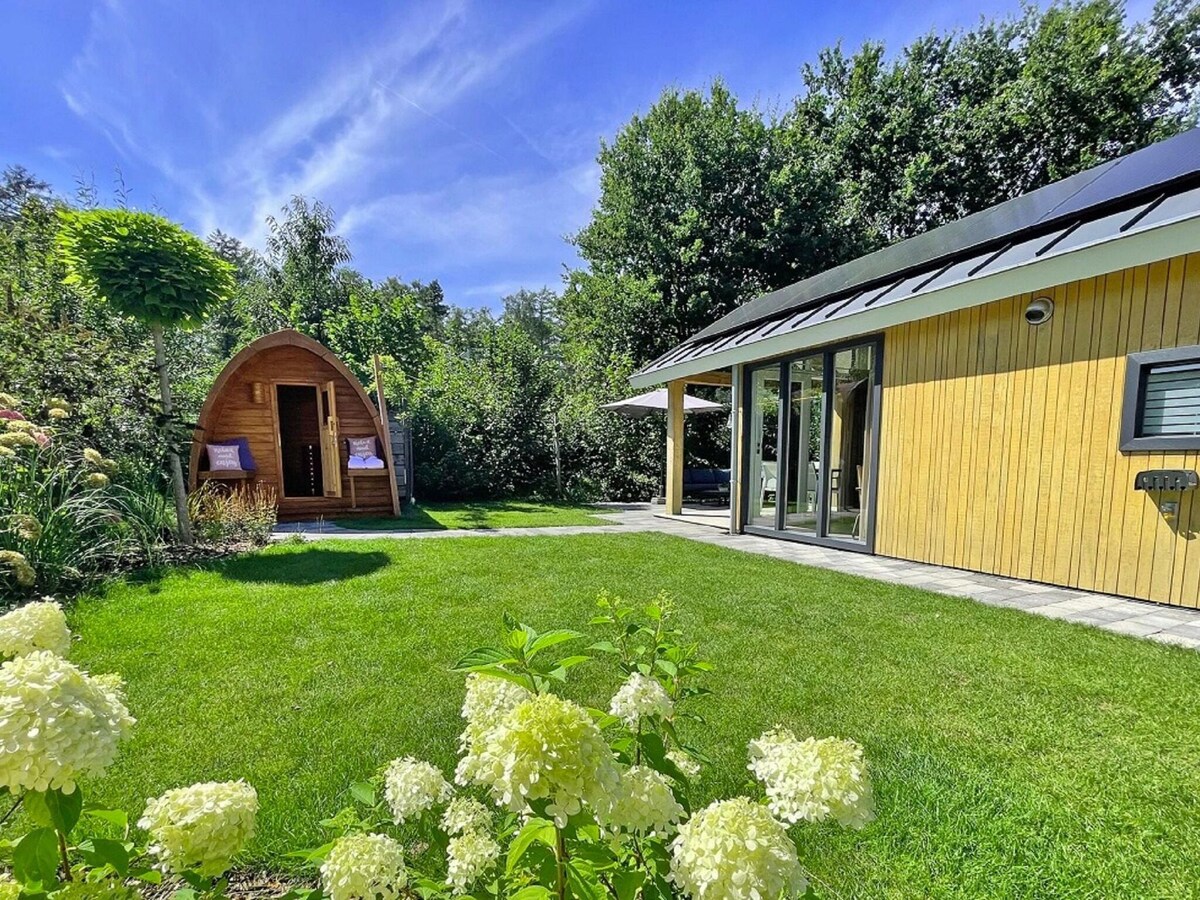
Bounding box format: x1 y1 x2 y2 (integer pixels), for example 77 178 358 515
635 129 1200 608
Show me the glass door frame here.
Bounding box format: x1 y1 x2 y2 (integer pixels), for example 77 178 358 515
739 334 884 553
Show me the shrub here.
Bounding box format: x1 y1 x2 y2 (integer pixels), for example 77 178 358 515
0 393 161 599
287 598 876 899
0 595 874 900
187 483 278 547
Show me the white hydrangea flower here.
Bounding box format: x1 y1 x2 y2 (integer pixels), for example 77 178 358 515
445 830 500 894
667 750 701 780
454 673 531 786
670 798 806 900
466 693 619 826
441 797 492 836
0 600 70 659
609 672 673 728
320 833 407 900
601 765 685 835
138 780 258 877
0 651 134 794
383 757 453 825
747 729 875 829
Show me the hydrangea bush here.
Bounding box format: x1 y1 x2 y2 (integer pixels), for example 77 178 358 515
0 606 257 900
286 597 876 899
0 594 875 900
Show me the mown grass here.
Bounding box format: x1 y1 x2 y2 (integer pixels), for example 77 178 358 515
333 500 607 531
64 534 1200 898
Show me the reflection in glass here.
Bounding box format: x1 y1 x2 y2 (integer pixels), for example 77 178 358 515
784 356 823 535
747 367 780 527
825 345 874 540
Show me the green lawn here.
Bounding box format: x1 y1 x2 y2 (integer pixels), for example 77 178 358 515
333 500 607 530
62 534 1200 898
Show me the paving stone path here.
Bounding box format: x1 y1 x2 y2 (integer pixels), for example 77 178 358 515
274 504 1200 649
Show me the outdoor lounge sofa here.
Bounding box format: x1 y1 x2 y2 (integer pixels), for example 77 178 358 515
683 467 731 500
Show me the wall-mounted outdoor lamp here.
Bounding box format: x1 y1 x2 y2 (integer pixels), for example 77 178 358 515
251 382 266 404
1024 296 1054 326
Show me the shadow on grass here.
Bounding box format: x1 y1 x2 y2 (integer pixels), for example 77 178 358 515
332 500 601 533
211 548 391 585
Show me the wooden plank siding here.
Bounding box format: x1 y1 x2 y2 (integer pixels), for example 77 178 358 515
876 253 1200 607
190 333 396 519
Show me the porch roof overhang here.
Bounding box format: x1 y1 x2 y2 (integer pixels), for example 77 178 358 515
631 129 1200 390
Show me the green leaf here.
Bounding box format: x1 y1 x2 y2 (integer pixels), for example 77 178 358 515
527 630 583 657
39 789 82 837
285 840 336 864
654 658 678 677
77 838 131 876
22 792 53 828
566 860 606 900
451 647 516 671
13 827 60 887
506 817 555 874
349 782 376 806
471 666 536 693
131 867 164 884
612 869 647 900
586 641 620 655
509 888 552 900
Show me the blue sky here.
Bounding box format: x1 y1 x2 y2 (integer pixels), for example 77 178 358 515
0 0 1155 310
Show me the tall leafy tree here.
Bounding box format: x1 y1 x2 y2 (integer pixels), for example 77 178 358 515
264 196 351 341
57 209 234 544
791 0 1200 244
573 81 856 362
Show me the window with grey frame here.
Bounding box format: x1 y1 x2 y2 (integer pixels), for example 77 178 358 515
1121 345 1200 452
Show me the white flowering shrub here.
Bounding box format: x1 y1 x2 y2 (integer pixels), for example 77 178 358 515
383 757 453 825
0 650 134 794
749 730 876 829
601 765 685 835
0 593 874 900
287 598 876 900
0 598 71 659
138 780 259 877
670 798 807 900
445 831 500 894
0 611 256 899
610 671 674 728
320 832 407 900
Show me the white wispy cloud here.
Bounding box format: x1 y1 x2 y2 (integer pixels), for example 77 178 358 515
60 0 591 252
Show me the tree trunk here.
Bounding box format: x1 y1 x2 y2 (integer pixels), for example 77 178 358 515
153 323 194 545
551 414 563 499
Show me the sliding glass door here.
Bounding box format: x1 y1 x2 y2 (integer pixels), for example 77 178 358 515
747 367 781 527
743 337 881 549
784 355 822 535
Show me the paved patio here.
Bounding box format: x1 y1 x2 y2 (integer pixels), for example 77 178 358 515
275 503 1200 649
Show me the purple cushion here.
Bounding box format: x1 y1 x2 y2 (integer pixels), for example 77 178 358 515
206 444 243 471
212 437 256 471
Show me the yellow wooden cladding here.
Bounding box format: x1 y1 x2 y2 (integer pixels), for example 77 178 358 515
876 252 1200 607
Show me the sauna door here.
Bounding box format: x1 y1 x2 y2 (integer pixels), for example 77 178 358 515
319 380 342 497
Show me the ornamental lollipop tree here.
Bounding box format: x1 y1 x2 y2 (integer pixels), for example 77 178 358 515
56 209 234 545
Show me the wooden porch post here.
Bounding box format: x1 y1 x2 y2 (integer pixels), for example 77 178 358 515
665 379 685 515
